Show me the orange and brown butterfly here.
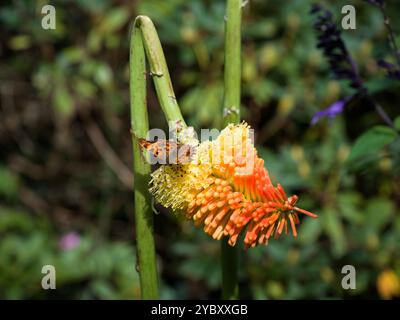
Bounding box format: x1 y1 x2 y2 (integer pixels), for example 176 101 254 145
136 136 194 165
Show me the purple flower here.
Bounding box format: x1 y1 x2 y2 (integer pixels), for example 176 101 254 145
311 99 346 126
311 4 364 90
59 232 81 251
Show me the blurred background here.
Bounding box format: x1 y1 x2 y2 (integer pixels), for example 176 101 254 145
1 0 399 299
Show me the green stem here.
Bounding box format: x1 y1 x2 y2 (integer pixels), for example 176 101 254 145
221 0 242 300
131 15 188 299
221 240 239 299
134 16 186 125
223 0 242 126
130 20 159 300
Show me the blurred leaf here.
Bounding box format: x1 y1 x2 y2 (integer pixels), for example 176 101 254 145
266 281 285 299
323 208 347 258
75 0 108 14
365 198 394 232
366 77 399 94
0 166 18 200
8 35 31 50
394 117 400 131
94 63 113 89
90 280 115 299
346 126 397 168
179 254 220 289
337 193 364 225
60 47 86 64
98 8 129 33
75 79 96 99
54 86 74 116
299 217 321 245
0 208 45 233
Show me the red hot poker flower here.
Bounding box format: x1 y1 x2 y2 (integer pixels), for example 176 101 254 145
149 123 317 248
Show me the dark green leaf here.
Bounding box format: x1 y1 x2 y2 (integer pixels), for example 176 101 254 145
347 126 397 166
394 117 400 131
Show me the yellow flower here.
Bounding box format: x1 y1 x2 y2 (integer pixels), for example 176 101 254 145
149 123 317 248
377 269 400 300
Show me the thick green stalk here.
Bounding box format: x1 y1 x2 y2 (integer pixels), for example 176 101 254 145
223 0 242 126
221 0 242 300
130 21 159 299
134 16 186 124
131 15 186 299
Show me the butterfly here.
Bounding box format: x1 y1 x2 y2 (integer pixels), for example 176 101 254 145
137 137 194 165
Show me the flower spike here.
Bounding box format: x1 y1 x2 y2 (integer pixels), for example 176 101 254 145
149 123 317 248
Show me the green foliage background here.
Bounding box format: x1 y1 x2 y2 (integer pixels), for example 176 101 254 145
0 0 399 299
